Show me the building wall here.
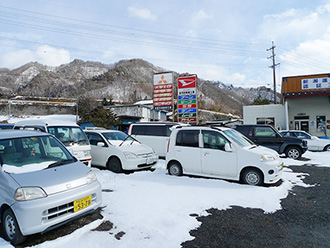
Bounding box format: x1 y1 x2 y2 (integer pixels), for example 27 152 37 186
287 96 330 137
243 104 286 130
0 101 76 117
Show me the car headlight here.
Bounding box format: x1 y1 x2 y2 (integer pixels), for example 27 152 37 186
84 150 91 157
124 151 138 159
86 171 97 184
15 187 47 201
260 154 275 162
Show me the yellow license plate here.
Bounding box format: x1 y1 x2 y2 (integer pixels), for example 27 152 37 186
74 195 91 212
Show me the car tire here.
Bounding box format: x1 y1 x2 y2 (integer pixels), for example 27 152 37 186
241 168 263 186
107 157 123 173
324 145 330 151
2 208 26 245
168 162 183 176
285 146 302 159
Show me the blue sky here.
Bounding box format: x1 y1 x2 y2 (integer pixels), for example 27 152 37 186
1 0 330 88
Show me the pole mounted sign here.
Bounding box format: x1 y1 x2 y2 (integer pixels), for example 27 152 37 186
153 72 173 111
177 75 198 124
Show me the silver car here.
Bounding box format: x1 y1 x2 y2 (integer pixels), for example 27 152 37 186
0 130 102 245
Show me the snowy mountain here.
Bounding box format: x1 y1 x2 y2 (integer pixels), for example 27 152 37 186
0 59 280 116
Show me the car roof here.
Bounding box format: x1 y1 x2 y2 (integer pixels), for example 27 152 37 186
0 130 51 139
174 125 232 131
0 123 14 127
84 129 122 134
14 119 79 127
130 122 183 126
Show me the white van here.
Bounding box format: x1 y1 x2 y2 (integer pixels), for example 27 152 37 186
14 119 92 167
166 126 283 186
128 122 187 158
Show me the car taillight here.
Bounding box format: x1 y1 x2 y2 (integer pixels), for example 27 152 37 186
167 138 171 153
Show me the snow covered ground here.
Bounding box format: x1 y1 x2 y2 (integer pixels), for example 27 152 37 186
0 115 330 247
1 151 329 248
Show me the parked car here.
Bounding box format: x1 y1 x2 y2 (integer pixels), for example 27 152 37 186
14 119 92 166
84 128 158 173
280 130 330 151
166 126 283 186
234 124 308 159
0 123 14 130
0 130 102 245
127 122 188 158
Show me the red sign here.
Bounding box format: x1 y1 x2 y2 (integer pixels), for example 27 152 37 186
179 117 197 123
154 84 173 90
154 102 173 106
178 104 197 109
178 76 196 89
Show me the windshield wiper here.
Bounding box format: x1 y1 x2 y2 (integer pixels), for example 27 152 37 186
46 158 76 169
249 145 258 149
130 136 140 145
119 136 130 146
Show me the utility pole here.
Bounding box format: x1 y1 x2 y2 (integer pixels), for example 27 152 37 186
267 41 280 104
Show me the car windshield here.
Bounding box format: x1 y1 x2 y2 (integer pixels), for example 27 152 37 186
0 135 74 174
102 131 133 142
48 126 89 146
223 129 255 148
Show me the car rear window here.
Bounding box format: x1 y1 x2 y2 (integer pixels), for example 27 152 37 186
131 125 172 137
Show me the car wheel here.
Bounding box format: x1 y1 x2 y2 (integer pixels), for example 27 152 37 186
285 146 302 159
168 162 183 176
241 169 263 186
2 208 26 245
324 145 330 151
107 157 123 173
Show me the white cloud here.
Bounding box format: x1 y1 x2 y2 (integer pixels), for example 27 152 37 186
0 49 35 69
226 72 246 84
0 45 70 69
36 45 70 66
191 10 212 26
280 37 330 76
128 6 157 21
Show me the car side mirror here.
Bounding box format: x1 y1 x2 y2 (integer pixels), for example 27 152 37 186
225 143 232 152
97 142 105 147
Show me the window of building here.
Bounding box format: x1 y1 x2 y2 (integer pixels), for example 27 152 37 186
256 117 275 127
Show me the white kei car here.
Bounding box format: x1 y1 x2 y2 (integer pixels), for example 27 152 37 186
280 130 330 152
166 126 283 186
0 130 102 245
84 129 158 173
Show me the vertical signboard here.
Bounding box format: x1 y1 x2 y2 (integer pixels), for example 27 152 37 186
153 72 173 111
177 75 198 124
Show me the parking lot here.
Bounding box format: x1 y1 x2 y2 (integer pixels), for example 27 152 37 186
1 151 329 248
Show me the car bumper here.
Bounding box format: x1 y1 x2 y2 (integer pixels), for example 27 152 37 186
11 180 102 236
123 155 158 170
263 161 283 184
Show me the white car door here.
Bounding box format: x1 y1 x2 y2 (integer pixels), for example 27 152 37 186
174 130 201 173
87 133 107 166
201 130 237 177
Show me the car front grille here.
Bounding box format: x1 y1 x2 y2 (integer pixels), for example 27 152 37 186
42 193 97 223
137 152 154 158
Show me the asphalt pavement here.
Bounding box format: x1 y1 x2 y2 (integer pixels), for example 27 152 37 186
182 165 330 248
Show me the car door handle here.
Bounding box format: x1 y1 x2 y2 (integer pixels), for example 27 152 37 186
204 152 209 156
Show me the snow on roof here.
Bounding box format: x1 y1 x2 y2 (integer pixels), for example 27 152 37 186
134 100 153 105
